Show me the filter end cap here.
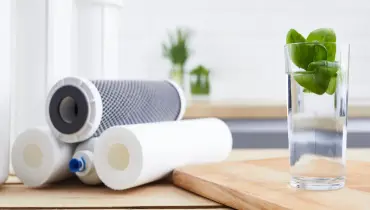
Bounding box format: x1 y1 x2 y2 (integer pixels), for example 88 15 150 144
69 158 85 173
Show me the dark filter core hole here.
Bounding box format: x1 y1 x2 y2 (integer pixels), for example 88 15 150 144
59 96 79 124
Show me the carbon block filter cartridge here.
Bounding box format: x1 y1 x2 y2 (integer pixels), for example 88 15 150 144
11 127 75 187
45 76 186 143
94 118 233 190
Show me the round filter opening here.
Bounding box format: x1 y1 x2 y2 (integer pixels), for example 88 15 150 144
46 77 103 143
23 144 43 168
59 96 79 124
48 85 89 135
108 143 130 171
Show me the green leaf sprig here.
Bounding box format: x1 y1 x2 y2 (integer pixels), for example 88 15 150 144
162 28 191 67
286 28 339 95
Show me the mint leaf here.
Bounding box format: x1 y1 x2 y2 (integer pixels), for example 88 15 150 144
305 60 339 95
307 28 336 42
311 43 328 62
307 61 339 76
293 69 331 95
326 76 337 95
286 29 328 70
307 28 336 61
289 43 327 70
286 29 306 44
286 29 310 70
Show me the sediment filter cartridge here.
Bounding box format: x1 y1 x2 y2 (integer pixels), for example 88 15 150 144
46 77 186 143
11 127 75 187
94 118 233 190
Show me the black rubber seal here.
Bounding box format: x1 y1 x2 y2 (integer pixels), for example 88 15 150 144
48 85 89 134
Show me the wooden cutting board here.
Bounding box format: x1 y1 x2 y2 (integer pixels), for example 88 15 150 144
172 158 370 210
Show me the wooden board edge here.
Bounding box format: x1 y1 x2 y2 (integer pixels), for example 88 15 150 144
8 208 232 210
172 169 288 210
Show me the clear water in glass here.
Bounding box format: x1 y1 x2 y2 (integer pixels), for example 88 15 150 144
287 73 347 190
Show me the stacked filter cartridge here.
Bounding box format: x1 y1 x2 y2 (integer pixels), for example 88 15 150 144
9 0 232 191
11 77 186 187
46 77 186 143
11 77 233 190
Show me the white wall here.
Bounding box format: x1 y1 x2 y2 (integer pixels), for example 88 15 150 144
10 0 370 107
24 0 370 102
118 0 370 102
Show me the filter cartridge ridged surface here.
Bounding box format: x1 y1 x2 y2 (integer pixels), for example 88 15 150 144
91 80 182 137
46 77 185 143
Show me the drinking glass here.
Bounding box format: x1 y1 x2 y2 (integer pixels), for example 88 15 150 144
284 43 350 190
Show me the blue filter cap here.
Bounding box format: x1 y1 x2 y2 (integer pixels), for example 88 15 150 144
69 157 85 173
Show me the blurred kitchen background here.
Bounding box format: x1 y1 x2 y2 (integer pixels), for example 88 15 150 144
1 0 370 150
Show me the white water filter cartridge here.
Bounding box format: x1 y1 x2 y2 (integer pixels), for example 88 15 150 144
94 118 233 190
69 137 100 185
11 127 75 187
10 0 77 176
45 76 186 143
0 0 12 183
73 0 123 79
10 0 51 175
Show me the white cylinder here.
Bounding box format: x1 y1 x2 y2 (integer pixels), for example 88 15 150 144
69 137 101 185
94 118 233 190
73 0 123 79
10 0 77 175
0 0 12 183
10 0 50 175
11 127 76 187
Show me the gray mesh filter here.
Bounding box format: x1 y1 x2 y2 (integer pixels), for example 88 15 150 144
92 80 182 137
46 77 185 143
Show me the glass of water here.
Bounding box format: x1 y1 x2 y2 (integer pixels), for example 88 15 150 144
284 42 350 190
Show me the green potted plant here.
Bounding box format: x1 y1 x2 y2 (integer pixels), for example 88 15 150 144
162 28 191 89
190 65 210 96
